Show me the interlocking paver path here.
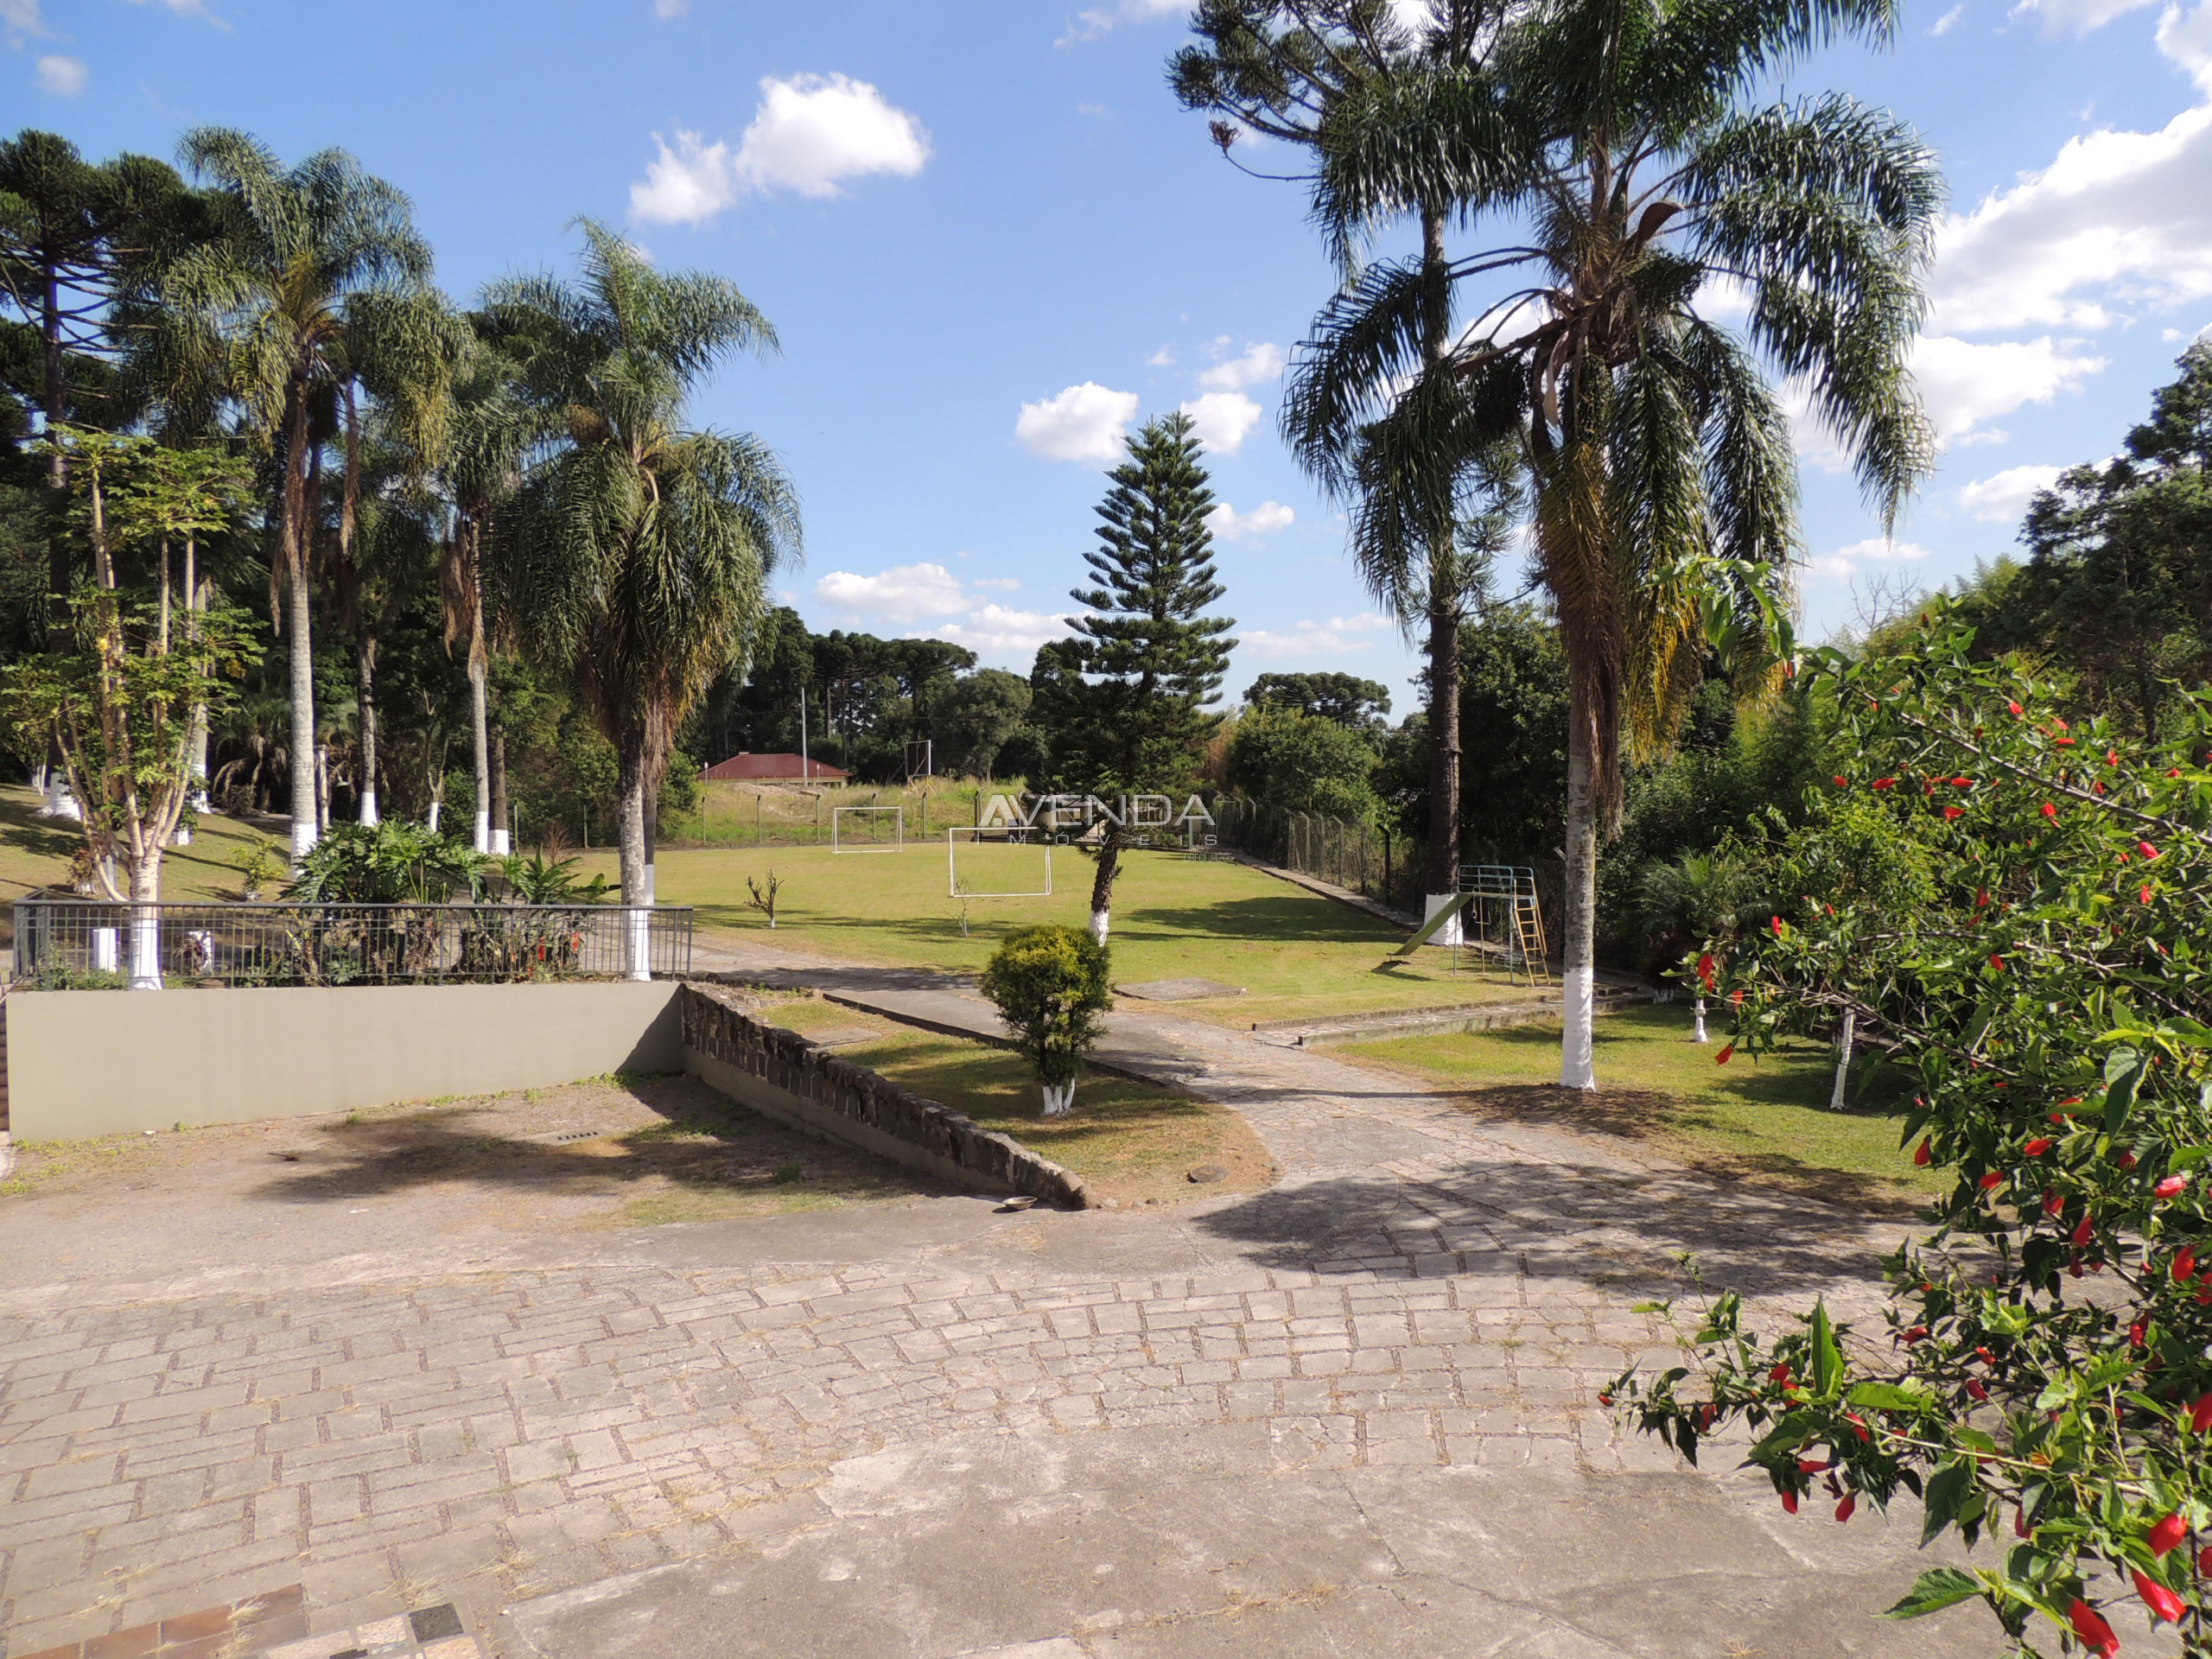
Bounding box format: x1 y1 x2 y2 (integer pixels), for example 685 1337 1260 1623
0 942 2008 1658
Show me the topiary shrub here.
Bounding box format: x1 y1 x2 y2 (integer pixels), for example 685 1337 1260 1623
978 924 1111 1116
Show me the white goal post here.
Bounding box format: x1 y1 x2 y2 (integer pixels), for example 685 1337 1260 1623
947 826 1052 899
832 805 905 853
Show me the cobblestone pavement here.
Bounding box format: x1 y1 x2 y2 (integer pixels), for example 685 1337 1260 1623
0 938 1998 1658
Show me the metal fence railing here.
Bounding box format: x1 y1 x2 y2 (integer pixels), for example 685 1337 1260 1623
9 899 693 989
1207 797 1425 912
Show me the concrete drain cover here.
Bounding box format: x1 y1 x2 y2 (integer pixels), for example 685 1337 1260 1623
1118 978 1243 1001
804 1027 887 1048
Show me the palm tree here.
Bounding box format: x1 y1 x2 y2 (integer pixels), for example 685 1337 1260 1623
1175 3 1500 933
487 219 799 976
439 326 536 854
157 128 445 863
1292 0 1938 1087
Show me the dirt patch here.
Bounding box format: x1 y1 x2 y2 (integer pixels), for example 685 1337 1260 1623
2 1072 952 1232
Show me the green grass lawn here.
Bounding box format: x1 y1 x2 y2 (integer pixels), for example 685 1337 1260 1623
1342 1002 1936 1210
760 994 1275 1203
586 840 1528 1028
0 785 279 944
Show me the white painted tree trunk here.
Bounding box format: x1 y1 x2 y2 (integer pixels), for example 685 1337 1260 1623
1559 733 1599 1091
426 799 442 833
286 556 319 867
619 744 652 981
491 828 510 855
128 907 162 991
40 775 79 820
359 789 378 827
1692 997 1708 1043
1422 891 1465 947
1040 1081 1076 1116
1830 1010 1856 1112
1089 908 1109 946
468 659 491 855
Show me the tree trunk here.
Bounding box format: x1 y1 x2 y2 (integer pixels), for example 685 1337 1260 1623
1088 835 1122 945
617 735 651 979
185 540 210 814
282 390 320 865
488 724 509 855
468 658 491 854
1560 727 1599 1090
1830 1009 1856 1111
355 631 379 825
128 852 164 992
1416 201 1465 945
644 784 658 904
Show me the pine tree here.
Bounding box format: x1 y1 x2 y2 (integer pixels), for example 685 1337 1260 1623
1033 411 1235 944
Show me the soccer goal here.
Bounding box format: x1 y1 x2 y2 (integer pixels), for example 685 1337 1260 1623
832 804 904 853
947 826 1052 898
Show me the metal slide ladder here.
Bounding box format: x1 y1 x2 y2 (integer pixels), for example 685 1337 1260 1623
1458 864 1552 988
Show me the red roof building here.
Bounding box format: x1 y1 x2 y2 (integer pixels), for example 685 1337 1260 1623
700 752 849 783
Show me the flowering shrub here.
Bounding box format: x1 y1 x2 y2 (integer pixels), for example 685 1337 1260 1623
1612 613 2212 1656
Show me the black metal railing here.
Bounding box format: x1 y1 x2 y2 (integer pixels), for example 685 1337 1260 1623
9 899 693 989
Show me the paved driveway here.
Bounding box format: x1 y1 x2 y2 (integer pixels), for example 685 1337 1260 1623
0 960 2011 1658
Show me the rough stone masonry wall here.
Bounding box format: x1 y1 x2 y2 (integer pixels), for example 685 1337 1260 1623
679 984 1090 1209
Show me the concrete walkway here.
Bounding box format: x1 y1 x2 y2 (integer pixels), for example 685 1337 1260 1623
0 931 2024 1659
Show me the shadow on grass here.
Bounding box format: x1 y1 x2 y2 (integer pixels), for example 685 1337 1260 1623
0 789 83 878
248 1074 945 1207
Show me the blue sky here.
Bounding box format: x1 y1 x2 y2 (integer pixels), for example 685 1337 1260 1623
11 0 2212 712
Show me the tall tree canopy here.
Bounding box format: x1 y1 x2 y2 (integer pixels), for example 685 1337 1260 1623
489 219 799 959
1033 410 1235 943
1290 0 1938 1087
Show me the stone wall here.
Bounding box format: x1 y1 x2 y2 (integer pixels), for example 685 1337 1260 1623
679 985 1089 1209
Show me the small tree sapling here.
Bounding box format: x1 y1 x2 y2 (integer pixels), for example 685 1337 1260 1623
978 924 1112 1116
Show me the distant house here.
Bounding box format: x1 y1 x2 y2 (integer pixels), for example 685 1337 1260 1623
700 752 849 783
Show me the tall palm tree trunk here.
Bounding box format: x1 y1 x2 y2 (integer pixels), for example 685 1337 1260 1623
1560 724 1599 1089
616 734 651 979
488 725 509 854
1416 203 1465 943
282 391 320 864
185 541 210 817
355 632 379 825
468 659 490 853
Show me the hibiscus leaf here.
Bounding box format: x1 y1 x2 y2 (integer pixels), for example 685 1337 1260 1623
1885 1567 1982 1619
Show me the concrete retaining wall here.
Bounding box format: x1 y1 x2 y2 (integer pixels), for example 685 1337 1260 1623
680 986 1089 1209
2 981 683 1141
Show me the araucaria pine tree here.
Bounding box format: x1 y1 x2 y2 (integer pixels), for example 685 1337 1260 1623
1033 412 1235 944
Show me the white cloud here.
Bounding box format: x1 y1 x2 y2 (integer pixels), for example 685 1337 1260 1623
1146 345 1176 367
934 604 1076 655
1198 340 1286 393
629 73 930 225
1058 0 1181 45
1016 382 1139 462
1207 500 1296 542
1179 391 1262 454
652 0 688 14
814 563 969 621
35 54 84 95
1 0 44 39
1928 96 2212 334
1956 463 2066 522
2007 0 2156 33
1913 334 2106 443
1803 537 1936 581
1930 2 1966 29
1239 613 1393 659
122 0 219 20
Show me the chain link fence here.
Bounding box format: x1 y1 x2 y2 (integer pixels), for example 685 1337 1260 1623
1206 797 1426 913
9 899 693 989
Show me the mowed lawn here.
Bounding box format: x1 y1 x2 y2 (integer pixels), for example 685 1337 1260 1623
762 994 1276 1205
0 785 276 944
584 840 1526 1027
1341 1003 1936 1208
